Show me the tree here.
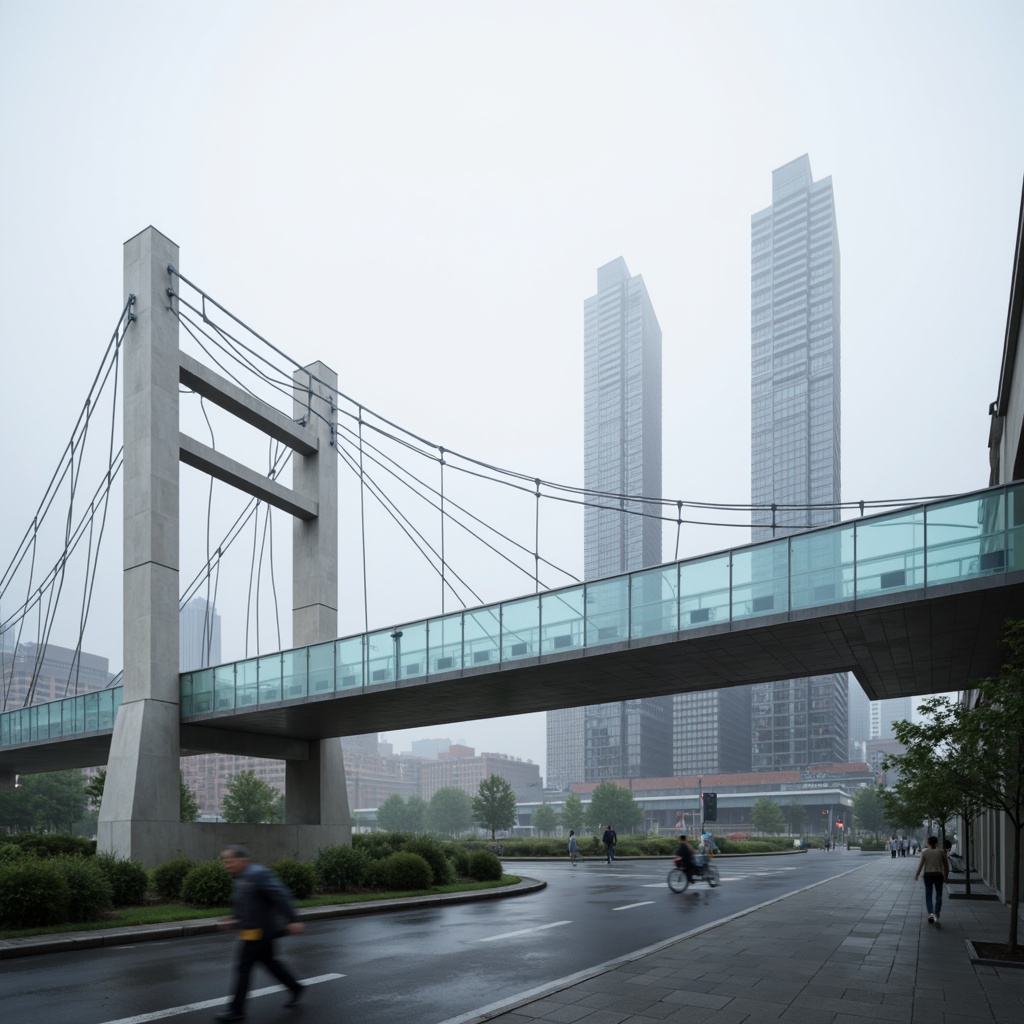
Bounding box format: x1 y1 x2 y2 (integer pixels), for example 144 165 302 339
584 782 644 834
221 769 283 824
531 803 557 836
180 779 201 822
472 775 517 839
377 793 409 832
0 770 89 833
561 793 585 834
852 785 892 839
427 787 474 838
84 768 106 811
750 796 784 835
785 801 806 834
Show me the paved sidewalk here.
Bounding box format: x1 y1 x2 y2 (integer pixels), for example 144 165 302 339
461 855 1024 1024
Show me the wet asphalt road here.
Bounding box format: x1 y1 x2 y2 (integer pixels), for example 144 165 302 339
0 852 860 1024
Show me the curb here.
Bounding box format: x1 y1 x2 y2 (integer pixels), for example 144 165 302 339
0 877 546 961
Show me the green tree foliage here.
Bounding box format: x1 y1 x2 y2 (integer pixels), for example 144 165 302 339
471 775 517 839
81 768 201 823
427 787 474 838
584 782 644 834
750 796 784 835
180 779 201 823
376 793 427 832
0 770 88 833
852 785 892 839
221 769 283 824
561 793 585 833
531 803 557 835
785 802 806 834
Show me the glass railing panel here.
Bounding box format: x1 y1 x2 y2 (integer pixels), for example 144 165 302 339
214 663 237 711
732 539 789 620
336 636 364 690
365 628 398 685
308 641 334 694
84 692 99 732
465 607 501 667
791 524 854 609
62 698 75 734
180 672 194 716
679 553 730 629
926 490 1006 585
257 653 283 704
73 697 86 734
282 648 308 700
585 576 629 647
501 597 539 661
1005 484 1024 571
631 565 679 638
541 585 584 653
397 621 427 679
98 690 116 730
236 659 258 708
855 508 925 597
428 613 463 673
190 668 214 714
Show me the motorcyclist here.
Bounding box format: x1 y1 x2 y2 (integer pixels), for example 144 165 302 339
674 833 698 884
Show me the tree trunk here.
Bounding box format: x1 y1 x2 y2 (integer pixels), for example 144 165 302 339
1010 819 1020 952
963 804 972 897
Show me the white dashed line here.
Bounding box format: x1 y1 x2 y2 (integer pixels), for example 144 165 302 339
613 901 656 911
479 920 572 942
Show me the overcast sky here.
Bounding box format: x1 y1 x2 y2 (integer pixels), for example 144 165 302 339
2 1 1022 777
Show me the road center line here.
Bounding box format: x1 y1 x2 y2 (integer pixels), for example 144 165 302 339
613 901 655 910
95 973 344 1024
479 920 572 942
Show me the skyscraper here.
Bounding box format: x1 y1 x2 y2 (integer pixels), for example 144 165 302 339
749 155 847 770
546 257 672 788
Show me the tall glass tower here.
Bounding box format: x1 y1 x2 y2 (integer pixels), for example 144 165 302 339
546 257 672 789
749 155 847 770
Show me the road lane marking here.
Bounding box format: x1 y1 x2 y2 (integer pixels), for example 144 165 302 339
613 901 655 911
479 920 572 942
95 973 344 1024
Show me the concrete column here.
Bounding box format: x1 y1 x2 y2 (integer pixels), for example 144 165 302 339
287 363 350 834
98 227 181 864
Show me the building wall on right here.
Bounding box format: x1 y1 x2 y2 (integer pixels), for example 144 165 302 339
749 155 848 771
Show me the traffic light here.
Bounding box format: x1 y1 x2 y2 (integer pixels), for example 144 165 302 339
703 792 718 822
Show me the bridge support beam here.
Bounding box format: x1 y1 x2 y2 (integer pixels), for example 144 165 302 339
287 363 351 842
98 227 182 865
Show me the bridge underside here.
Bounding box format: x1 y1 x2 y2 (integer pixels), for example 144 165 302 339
8 571 1024 776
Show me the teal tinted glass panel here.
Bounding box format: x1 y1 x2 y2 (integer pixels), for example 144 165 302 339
428 614 462 673
732 540 789 620
927 491 1006 585
791 524 853 609
856 509 924 596
84 692 99 731
180 673 194 716
1008 484 1024 571
465 608 501 667
236 659 258 707
367 628 398 684
214 664 236 710
398 622 427 679
679 553 730 628
541 586 584 653
258 654 282 703
308 642 334 694
191 669 214 713
336 636 364 690
502 597 539 661
631 566 679 638
282 649 308 699
585 577 629 646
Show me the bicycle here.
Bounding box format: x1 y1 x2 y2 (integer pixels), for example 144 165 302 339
667 855 719 893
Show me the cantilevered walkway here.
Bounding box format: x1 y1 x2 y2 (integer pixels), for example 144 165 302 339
6 481 1024 775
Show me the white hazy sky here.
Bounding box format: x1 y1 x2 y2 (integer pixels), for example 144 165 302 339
2 1 1022 778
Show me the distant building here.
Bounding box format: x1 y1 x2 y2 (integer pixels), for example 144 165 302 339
179 597 221 674
847 678 872 760
1 641 115 710
407 736 453 758
870 697 914 739
420 745 542 802
749 155 847 770
672 687 752 776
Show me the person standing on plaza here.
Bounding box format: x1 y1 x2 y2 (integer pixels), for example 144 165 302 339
914 835 950 924
602 824 617 863
568 830 578 866
216 844 304 1021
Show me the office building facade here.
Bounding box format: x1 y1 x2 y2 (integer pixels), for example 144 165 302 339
547 257 672 788
749 155 848 770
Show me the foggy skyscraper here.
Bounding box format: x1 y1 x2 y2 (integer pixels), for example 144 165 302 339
749 154 847 770
546 257 672 789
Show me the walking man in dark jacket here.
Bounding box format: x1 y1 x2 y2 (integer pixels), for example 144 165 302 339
216 844 304 1021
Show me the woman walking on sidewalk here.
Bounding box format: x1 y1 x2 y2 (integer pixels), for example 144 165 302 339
913 835 950 923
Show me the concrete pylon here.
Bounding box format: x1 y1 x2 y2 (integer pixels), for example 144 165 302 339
98 227 181 864
287 364 351 839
